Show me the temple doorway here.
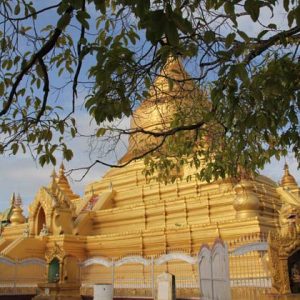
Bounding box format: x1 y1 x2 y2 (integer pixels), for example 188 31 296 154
288 250 300 293
48 258 60 283
36 206 46 235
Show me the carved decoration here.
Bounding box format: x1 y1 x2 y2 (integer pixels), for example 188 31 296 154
39 224 49 236
29 187 53 218
268 229 300 294
23 223 30 237
45 242 65 263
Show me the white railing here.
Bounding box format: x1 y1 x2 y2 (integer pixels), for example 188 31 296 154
80 252 199 298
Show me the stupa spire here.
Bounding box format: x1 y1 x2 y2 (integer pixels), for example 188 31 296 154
49 168 58 192
15 193 22 207
281 163 298 189
56 162 78 201
10 193 16 206
148 55 194 99
9 193 26 226
59 162 65 177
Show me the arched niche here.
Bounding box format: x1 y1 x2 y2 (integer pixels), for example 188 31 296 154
268 230 300 294
288 249 300 294
48 257 60 283
36 205 46 235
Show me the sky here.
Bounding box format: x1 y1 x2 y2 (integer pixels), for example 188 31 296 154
0 1 299 213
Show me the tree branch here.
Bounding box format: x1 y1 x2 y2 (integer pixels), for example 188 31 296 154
0 3 61 21
70 135 169 180
35 58 49 123
245 26 300 63
71 0 86 117
0 6 74 117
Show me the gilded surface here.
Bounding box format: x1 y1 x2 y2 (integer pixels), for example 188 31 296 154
268 221 300 294
45 242 65 263
0 59 299 299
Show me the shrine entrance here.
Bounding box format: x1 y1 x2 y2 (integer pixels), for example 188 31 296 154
48 258 60 283
288 250 300 294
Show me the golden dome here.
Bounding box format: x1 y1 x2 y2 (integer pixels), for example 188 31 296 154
123 56 206 161
281 163 298 189
10 206 26 225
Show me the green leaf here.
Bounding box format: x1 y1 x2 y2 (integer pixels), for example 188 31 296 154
237 30 249 42
49 154 56 165
236 64 249 84
57 121 65 134
225 33 236 48
76 10 90 29
14 4 20 15
203 31 215 43
36 78 41 89
288 11 295 27
57 13 71 30
224 2 234 16
36 64 44 78
165 21 179 46
172 12 193 34
144 76 151 89
95 0 106 14
0 82 4 96
295 6 300 27
96 127 106 137
244 0 260 22
283 0 289 12
39 155 46 167
70 127 76 137
11 143 19 155
63 148 73 161
68 0 82 9
268 23 277 30
257 30 268 40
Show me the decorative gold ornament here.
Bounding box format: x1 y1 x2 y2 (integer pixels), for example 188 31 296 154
281 163 298 189
233 180 259 218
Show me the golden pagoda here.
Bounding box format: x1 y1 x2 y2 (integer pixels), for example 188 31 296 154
0 58 299 300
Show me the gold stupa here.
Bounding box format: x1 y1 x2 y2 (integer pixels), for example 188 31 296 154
0 58 299 299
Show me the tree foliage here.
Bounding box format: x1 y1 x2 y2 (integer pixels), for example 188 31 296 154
0 0 299 181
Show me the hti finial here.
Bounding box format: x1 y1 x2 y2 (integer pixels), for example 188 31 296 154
59 162 65 177
15 193 22 207
10 193 16 206
60 162 65 171
51 168 57 179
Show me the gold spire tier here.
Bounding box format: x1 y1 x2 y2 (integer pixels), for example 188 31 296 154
55 163 79 201
281 163 298 190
